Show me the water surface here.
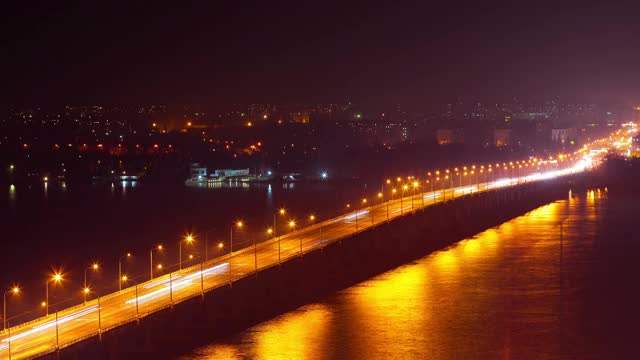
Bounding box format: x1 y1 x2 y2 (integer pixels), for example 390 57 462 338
181 189 640 359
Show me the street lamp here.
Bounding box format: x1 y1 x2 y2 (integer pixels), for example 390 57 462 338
412 181 420 208
83 263 99 304
3 286 19 330
230 221 243 253
150 245 163 279
401 184 408 214
180 235 194 270
45 272 63 316
118 253 131 291
289 220 301 256
273 208 286 264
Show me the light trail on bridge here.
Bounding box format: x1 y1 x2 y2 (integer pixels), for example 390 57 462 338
0 124 636 360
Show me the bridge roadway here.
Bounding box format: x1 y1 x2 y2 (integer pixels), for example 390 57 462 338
0 161 589 359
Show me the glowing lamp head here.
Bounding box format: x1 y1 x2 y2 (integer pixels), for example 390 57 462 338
92 263 99 270
288 220 296 228
279 208 286 215
157 245 163 250
41 301 47 307
11 286 20 295
186 235 194 243
392 188 397 193
83 287 90 294
267 228 273 234
362 198 367 204
377 192 383 198
217 242 224 249
53 274 62 283
157 264 163 269
412 181 419 188
403 185 408 190
236 221 243 228
309 215 315 221
121 275 128 282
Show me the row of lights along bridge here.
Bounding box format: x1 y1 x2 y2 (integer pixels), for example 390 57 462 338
2 154 575 330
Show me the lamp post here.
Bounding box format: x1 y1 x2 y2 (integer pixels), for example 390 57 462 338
289 220 300 256
361 198 368 226
180 235 194 270
118 253 131 291
45 273 62 316
230 221 243 254
203 229 216 262
150 245 163 279
274 208 285 264
391 189 397 219
401 184 408 214
266 227 273 265
3 286 19 330
83 263 99 304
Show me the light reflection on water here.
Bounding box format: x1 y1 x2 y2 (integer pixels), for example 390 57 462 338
181 189 628 359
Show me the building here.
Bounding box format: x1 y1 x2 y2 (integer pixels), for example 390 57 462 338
493 129 512 147
551 128 577 144
189 163 207 178
290 112 310 124
212 169 250 177
435 129 464 145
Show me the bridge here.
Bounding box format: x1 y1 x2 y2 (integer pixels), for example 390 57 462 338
0 125 635 359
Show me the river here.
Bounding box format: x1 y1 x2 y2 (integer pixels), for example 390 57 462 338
179 188 640 359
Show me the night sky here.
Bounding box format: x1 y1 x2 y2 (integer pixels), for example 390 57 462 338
3 1 640 106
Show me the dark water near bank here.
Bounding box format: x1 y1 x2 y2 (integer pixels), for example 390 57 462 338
180 188 640 359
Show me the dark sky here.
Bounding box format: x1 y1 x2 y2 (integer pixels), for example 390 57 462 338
2 1 640 107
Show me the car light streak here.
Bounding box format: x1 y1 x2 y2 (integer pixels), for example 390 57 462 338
343 210 369 221
1 305 99 343
454 186 478 193
143 274 183 289
423 192 441 199
125 263 229 305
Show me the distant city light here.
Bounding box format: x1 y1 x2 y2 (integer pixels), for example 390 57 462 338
321 172 328 179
